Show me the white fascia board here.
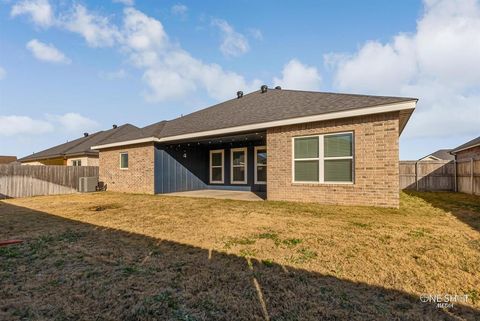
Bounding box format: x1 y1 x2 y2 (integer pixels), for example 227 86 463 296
91 137 160 150
158 100 417 143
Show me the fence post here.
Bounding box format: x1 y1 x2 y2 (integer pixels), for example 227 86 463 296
471 158 474 195
415 161 419 191
453 160 457 192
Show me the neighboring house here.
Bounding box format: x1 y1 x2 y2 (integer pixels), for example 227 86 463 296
0 156 17 164
18 124 137 166
92 86 417 208
450 136 480 161
419 149 454 161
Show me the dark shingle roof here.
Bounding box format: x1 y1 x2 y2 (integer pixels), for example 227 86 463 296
159 89 416 138
99 121 167 145
451 136 480 154
19 124 139 162
420 149 454 161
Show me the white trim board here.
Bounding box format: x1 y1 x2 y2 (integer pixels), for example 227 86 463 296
92 100 416 150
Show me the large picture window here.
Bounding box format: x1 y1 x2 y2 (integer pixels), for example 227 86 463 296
293 132 353 183
255 146 267 184
210 150 224 184
231 147 247 184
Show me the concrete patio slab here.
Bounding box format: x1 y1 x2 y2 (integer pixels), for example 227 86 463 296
163 189 265 201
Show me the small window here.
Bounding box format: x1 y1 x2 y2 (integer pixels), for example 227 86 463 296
293 132 353 183
120 152 128 169
255 146 267 184
72 160 82 166
231 147 247 184
210 150 224 183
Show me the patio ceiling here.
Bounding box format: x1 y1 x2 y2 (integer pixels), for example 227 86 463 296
160 131 266 147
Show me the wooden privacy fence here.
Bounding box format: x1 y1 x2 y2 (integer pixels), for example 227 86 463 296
0 165 98 198
399 159 480 195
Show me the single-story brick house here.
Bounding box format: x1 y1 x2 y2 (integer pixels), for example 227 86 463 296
18 124 137 166
92 87 417 208
450 136 480 161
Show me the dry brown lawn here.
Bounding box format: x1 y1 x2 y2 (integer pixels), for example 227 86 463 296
1 191 479 320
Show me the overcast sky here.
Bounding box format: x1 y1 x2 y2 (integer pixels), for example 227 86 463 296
1 0 479 159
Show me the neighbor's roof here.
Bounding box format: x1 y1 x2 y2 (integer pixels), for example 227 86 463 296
419 149 454 161
92 88 418 149
99 121 167 146
19 124 139 162
0 156 17 164
451 136 480 154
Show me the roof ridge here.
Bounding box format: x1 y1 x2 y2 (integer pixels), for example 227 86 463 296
277 88 418 101
60 131 105 155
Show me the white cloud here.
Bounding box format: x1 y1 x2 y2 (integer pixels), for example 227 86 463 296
26 39 71 64
273 59 322 91
61 4 121 48
0 113 99 137
113 0 134 6
121 8 260 102
10 0 53 27
13 4 263 102
47 113 99 133
326 0 480 139
212 18 249 57
0 66 6 80
99 69 127 80
171 4 188 17
0 115 53 136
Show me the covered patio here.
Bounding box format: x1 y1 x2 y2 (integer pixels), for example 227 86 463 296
154 131 267 195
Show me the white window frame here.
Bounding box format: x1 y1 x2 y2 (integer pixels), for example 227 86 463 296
231 147 248 184
72 159 82 166
209 149 224 184
292 132 354 184
119 152 129 170
254 146 267 185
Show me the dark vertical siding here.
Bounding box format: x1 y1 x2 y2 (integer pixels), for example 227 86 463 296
154 148 207 194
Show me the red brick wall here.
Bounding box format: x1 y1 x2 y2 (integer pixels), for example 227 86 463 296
99 143 155 194
267 112 400 208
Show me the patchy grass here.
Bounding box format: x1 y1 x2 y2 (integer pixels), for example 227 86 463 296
0 191 479 320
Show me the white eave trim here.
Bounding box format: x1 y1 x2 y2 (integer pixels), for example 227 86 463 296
92 100 416 149
91 137 160 150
